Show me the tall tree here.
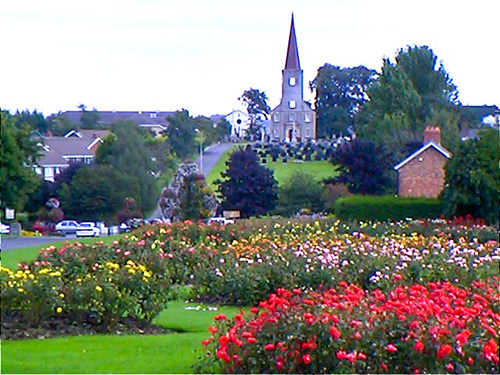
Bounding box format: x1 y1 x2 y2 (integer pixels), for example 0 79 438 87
326 139 395 195
0 110 40 211
78 103 100 129
163 110 197 160
311 64 377 137
178 173 217 221
358 45 460 158
13 110 49 135
239 88 270 140
95 121 158 214
440 128 500 225
216 146 278 218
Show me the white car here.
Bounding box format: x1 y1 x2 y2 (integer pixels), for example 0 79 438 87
207 217 235 225
76 222 101 237
0 222 10 234
55 220 80 234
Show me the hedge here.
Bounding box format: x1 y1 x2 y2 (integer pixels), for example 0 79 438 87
334 195 445 221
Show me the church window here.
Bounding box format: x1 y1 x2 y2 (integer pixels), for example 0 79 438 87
289 77 296 86
304 112 311 122
289 113 295 121
289 100 296 109
306 128 311 137
273 113 280 122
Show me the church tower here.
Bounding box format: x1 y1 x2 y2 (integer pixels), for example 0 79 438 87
269 14 316 142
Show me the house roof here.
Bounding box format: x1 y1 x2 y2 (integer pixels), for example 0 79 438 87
285 13 301 70
37 137 101 166
64 129 110 139
462 105 499 119
53 111 176 126
394 141 452 171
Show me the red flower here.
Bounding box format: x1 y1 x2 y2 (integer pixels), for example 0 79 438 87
209 326 218 333
437 344 452 359
358 352 367 361
387 344 398 352
330 325 341 339
302 354 312 364
337 350 348 360
414 340 425 352
214 313 227 321
265 344 276 351
247 337 257 343
394 273 403 281
456 329 471 344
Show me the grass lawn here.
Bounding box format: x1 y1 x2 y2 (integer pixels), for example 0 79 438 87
1 244 244 374
206 144 339 190
2 300 242 374
1 235 125 269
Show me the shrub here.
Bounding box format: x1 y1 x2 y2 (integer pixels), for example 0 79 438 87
197 280 500 374
334 195 444 221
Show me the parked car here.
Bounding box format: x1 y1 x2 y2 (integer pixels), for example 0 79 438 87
207 217 235 225
55 220 80 234
76 222 101 237
0 222 10 234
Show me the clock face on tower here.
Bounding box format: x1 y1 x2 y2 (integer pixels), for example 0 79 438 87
289 77 296 86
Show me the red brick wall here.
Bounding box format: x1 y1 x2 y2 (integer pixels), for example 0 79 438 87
398 147 448 198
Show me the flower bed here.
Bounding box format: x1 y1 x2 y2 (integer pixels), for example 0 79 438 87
197 280 500 374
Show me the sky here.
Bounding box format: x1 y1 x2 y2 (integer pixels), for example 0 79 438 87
1 0 499 118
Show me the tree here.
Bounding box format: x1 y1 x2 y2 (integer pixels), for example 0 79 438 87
96 121 159 215
216 146 278 218
178 173 217 221
310 64 377 138
0 110 41 211
78 103 100 129
239 88 270 140
59 165 130 222
13 110 49 135
326 139 394 195
163 110 197 160
358 45 461 158
274 171 325 216
440 129 500 225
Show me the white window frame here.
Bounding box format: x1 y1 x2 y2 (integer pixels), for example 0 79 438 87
289 100 296 109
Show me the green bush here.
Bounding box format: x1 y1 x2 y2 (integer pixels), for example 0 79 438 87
334 195 445 221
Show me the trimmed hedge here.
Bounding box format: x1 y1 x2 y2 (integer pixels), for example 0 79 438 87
334 195 445 221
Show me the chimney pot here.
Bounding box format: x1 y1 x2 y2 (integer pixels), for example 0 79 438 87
424 126 441 144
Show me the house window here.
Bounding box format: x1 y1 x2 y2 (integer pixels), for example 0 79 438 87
289 77 296 86
289 113 295 122
289 100 296 109
273 113 280 122
150 113 157 118
304 112 311 123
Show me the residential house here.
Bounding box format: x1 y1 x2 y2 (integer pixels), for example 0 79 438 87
211 110 251 139
394 126 452 198
460 105 499 140
35 130 109 182
51 110 176 136
269 14 316 143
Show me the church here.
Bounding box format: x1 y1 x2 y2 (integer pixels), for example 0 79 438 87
269 14 316 142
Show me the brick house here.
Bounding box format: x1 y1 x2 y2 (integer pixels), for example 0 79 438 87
394 127 452 198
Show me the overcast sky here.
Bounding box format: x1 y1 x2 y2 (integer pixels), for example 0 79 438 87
1 0 498 118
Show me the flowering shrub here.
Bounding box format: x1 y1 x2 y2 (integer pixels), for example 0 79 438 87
197 280 500 374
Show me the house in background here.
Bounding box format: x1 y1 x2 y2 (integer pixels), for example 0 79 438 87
394 126 452 198
51 110 176 136
460 105 499 140
210 110 251 140
35 130 109 182
269 14 316 143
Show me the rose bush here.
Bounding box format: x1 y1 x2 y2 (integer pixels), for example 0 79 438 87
197 280 500 374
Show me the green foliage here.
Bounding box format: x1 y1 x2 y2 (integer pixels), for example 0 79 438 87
0 110 41 211
239 88 270 139
311 64 376 137
334 195 445 221
358 45 461 158
441 128 500 225
178 174 217 221
216 146 278 218
96 121 159 215
78 104 100 129
163 110 197 160
328 139 395 195
13 109 49 134
274 170 325 216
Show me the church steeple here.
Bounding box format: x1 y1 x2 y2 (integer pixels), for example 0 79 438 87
285 13 301 70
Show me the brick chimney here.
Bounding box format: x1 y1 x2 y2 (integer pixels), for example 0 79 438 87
423 126 441 144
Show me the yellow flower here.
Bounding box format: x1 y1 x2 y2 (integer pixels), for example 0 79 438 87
56 307 63 313
59 293 65 298
95 285 103 292
17 288 24 293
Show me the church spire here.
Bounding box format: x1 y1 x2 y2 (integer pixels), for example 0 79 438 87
285 13 301 70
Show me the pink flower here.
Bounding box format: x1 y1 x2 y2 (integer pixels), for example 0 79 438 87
387 344 398 352
302 354 312 364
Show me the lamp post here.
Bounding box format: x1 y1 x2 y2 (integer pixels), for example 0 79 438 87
194 129 205 174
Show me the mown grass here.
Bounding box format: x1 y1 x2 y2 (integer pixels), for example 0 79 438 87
1 235 125 269
206 145 339 190
1 243 244 374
